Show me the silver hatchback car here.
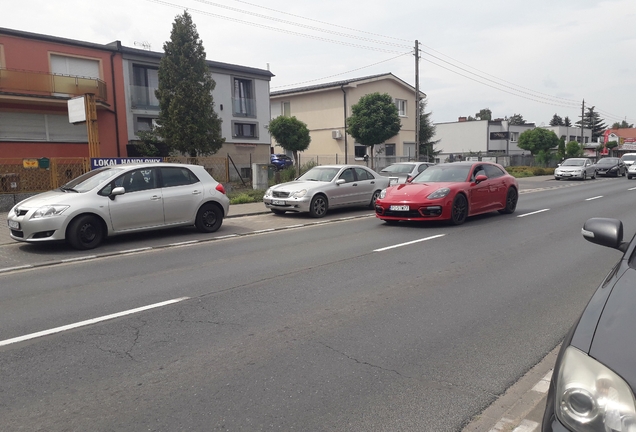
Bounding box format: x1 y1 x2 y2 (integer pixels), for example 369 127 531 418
7 163 230 250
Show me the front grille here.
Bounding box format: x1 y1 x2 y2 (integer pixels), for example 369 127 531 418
272 191 291 198
383 210 423 218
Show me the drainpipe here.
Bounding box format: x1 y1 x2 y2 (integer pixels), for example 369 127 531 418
110 47 121 157
341 84 348 164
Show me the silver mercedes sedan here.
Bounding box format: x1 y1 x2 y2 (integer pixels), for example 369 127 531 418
263 164 390 217
7 163 230 250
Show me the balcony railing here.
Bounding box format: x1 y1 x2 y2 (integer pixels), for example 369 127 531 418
0 68 107 101
130 84 159 110
232 97 256 117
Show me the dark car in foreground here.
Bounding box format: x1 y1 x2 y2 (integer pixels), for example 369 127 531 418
270 154 294 170
594 157 626 177
375 161 518 225
542 218 636 432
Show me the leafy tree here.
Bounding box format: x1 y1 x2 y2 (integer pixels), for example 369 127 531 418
346 92 401 169
475 108 492 121
418 99 441 162
612 120 634 128
564 117 572 127
550 114 564 126
577 106 606 141
517 128 560 161
605 140 619 157
267 116 311 173
155 11 224 157
508 113 526 125
556 137 566 160
565 141 584 157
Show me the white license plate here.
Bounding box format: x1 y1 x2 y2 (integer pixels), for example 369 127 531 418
272 200 286 205
389 205 410 211
8 220 20 230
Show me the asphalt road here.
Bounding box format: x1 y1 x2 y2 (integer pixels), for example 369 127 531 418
1 176 635 431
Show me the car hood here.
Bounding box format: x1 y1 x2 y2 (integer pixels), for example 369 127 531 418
588 267 636 389
384 182 455 200
270 180 329 192
14 190 91 210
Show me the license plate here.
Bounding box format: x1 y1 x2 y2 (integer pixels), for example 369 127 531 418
272 200 286 206
8 220 20 230
390 205 410 211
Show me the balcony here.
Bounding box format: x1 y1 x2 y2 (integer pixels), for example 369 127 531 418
0 68 107 102
130 84 160 110
232 97 256 117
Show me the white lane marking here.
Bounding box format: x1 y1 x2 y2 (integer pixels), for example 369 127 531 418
215 234 239 239
0 297 189 347
0 265 33 274
120 247 152 254
512 420 539 432
628 186 636 191
585 196 603 201
169 240 199 246
253 228 275 233
61 255 97 263
490 418 515 432
374 234 445 252
517 209 549 218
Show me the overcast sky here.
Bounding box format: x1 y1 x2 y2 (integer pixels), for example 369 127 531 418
2 0 635 128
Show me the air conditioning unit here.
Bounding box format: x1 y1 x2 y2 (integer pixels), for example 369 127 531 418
332 130 342 140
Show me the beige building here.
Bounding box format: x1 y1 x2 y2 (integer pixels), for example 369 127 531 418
270 73 425 168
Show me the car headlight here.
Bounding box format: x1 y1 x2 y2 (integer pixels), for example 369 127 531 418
427 188 451 199
556 346 636 432
379 189 387 199
291 189 307 198
265 188 272 197
31 205 70 219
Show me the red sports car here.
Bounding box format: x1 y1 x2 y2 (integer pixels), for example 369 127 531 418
375 161 519 225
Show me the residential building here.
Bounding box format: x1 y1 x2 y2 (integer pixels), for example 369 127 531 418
120 45 274 169
270 73 425 167
0 27 128 158
432 118 592 164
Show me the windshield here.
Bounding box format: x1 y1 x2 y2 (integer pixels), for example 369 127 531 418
562 160 585 166
297 167 341 182
62 167 124 192
381 164 413 174
622 155 636 162
411 165 471 183
597 158 619 166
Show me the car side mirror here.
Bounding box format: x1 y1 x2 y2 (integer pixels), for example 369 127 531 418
336 179 346 185
557 163 561 167
474 174 488 183
109 186 126 200
582 218 628 252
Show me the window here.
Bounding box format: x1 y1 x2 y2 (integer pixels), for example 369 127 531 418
282 101 291 117
339 168 355 183
0 112 87 142
132 65 159 108
354 144 367 159
510 132 519 142
0 44 5 69
160 167 199 187
385 143 396 156
395 99 407 116
119 168 158 193
233 78 255 117
484 164 505 178
354 167 373 180
233 121 258 139
135 116 157 133
50 54 100 79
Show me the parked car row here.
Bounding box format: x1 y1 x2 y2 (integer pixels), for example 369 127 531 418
264 161 519 226
555 156 636 181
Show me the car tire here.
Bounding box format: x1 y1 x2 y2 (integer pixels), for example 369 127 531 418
629 175 633 180
309 194 328 218
67 214 104 250
369 190 381 209
582 171 587 181
499 187 518 214
592 171 596 179
271 209 286 215
554 177 560 181
195 203 223 233
450 194 468 225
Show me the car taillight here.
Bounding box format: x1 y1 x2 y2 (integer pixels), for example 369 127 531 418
215 184 226 194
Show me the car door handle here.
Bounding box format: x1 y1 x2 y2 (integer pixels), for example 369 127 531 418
192 190 202 195
150 195 161 201
352 183 358 186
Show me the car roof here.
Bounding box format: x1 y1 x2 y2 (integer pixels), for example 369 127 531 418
96 162 201 171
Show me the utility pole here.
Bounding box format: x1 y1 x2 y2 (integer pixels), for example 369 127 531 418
581 99 585 147
414 40 420 161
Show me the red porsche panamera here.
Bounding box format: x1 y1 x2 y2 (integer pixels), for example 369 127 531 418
375 161 519 225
